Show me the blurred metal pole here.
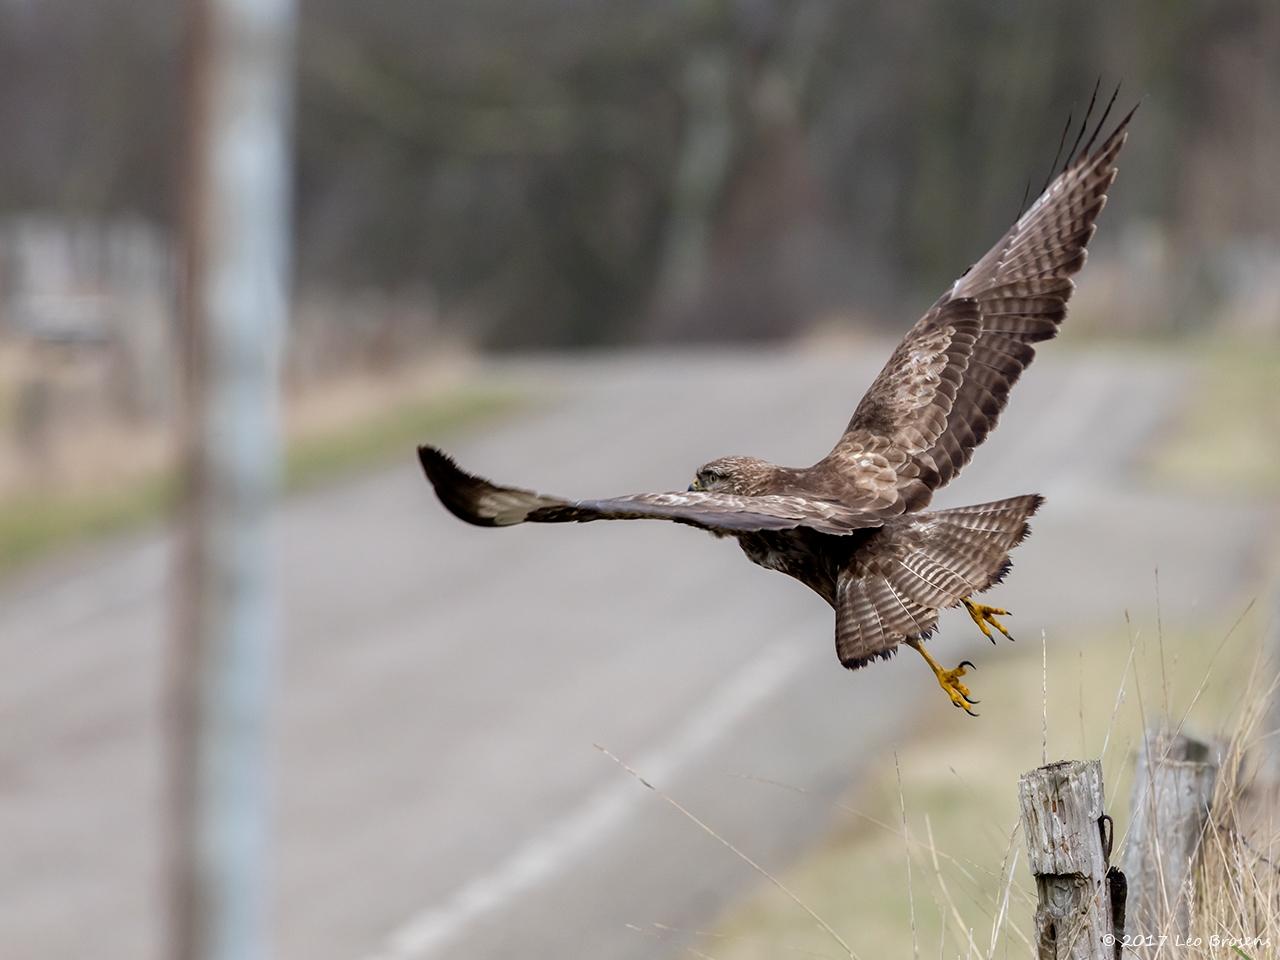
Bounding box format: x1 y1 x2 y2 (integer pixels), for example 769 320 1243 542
172 0 296 958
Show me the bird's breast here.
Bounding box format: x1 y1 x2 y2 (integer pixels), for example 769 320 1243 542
735 530 842 605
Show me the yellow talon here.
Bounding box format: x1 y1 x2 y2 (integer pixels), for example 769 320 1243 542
963 599 1013 644
906 639 980 717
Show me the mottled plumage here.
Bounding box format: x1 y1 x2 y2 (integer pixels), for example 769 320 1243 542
420 98 1133 683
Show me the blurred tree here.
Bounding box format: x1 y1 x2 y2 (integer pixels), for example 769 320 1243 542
1 0 1277 348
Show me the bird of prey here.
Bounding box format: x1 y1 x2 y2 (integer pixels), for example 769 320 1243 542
420 94 1134 715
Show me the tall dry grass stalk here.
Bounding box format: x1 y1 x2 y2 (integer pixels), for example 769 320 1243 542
1178 668 1280 959
626 602 1273 960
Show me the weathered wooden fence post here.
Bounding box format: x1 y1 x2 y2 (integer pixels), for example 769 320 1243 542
1019 760 1123 960
1121 730 1218 949
1261 598 1280 782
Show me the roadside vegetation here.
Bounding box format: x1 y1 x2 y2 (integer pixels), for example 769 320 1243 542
0 382 522 574
1146 341 1280 496
701 601 1268 959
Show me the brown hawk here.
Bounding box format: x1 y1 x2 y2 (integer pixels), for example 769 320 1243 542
419 95 1134 715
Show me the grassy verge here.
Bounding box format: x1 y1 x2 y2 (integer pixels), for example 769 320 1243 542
0 384 522 574
1146 342 1280 496
0 473 178 575
704 603 1268 959
282 386 520 491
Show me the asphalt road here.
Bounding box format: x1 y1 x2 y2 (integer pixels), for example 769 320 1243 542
0 345 1266 960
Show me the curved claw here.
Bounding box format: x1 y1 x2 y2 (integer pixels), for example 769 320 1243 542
908 639 984 718
964 600 1015 644
940 664 980 715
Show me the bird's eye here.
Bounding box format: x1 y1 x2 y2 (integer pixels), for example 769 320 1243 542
703 470 723 484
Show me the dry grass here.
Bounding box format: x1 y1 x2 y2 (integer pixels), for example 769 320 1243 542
0 362 523 572
1145 341 1280 497
1127 663 1280 960
680 596 1276 960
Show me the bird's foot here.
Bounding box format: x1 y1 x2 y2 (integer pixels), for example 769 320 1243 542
963 599 1012 644
906 639 980 717
934 660 980 717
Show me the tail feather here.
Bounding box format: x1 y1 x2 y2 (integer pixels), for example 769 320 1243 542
887 494 1042 608
834 494 1042 669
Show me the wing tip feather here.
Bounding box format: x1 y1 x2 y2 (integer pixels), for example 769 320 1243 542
417 444 526 527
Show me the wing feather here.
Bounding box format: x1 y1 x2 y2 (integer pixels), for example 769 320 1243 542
419 446 885 536
822 297 982 509
827 98 1135 506
916 104 1134 492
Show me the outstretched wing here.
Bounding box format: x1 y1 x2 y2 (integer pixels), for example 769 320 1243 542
419 446 884 536
825 297 982 510
826 93 1136 509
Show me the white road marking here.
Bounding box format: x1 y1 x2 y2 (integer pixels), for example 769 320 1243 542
361 637 810 960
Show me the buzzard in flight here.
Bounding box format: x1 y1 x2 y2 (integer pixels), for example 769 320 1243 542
421 95 1134 715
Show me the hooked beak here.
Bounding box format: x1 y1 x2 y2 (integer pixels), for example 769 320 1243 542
687 479 702 492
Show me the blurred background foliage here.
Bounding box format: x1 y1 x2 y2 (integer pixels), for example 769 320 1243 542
1 0 1277 351
0 0 1276 550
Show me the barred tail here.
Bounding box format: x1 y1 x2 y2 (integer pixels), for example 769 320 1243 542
834 494 1043 669
887 494 1043 608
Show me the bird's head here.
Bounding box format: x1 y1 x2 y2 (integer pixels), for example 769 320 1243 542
688 456 772 496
